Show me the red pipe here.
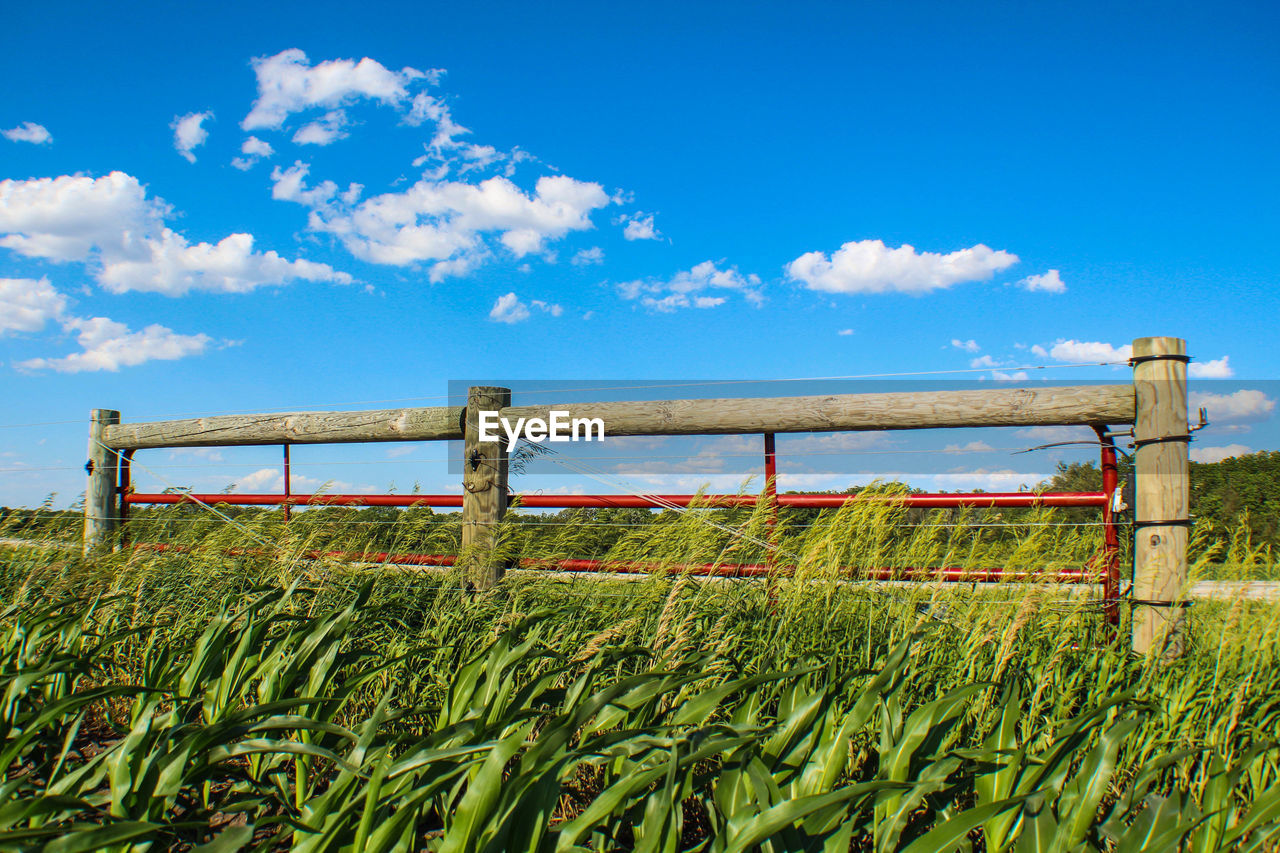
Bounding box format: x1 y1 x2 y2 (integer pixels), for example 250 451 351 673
123 491 1108 509
129 543 1091 583
125 493 465 507
1094 427 1122 627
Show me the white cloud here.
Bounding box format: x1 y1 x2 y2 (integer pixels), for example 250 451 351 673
3 122 52 145
970 354 1000 368
951 338 980 352
488 292 561 323
489 292 529 323
1047 339 1133 363
786 239 1018 295
0 278 67 335
838 328 853 336
1016 269 1066 293
913 470 1045 492
943 441 995 453
16 316 214 373
276 165 611 276
530 299 563 317
1030 344 1049 358
780 432 892 453
1189 389 1275 424
1191 444 1252 464
406 92 527 179
228 468 366 494
231 136 275 170
172 111 213 163
0 171 351 295
292 110 348 145
618 260 762 312
1017 426 1097 443
243 49 429 131
1189 356 1233 378
571 246 604 266
98 230 352 295
619 212 660 241
167 447 225 462
991 370 1028 381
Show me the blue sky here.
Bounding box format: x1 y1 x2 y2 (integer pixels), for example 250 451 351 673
2 0 1277 507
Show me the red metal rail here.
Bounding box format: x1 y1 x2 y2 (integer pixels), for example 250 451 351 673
120 429 1123 624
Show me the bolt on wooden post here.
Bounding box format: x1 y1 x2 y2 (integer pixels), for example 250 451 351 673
1131 336 1190 659
460 386 511 590
83 409 121 556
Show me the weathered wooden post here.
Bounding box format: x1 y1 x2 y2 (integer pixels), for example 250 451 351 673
1131 336 1190 658
83 409 121 555
460 386 511 589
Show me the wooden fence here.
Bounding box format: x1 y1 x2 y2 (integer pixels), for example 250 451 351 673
84 336 1191 657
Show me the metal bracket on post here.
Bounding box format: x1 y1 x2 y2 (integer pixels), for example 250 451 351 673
283 443 292 523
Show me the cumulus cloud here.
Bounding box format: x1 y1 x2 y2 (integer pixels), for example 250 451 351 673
618 261 762 312
1016 269 1066 293
786 239 1018 295
231 136 275 170
488 292 561 323
1189 389 1275 424
172 111 213 163
951 338 980 352
1047 339 1133 363
970 355 1000 368
3 122 52 144
228 468 366 494
618 212 660 241
0 278 67 335
571 247 604 266
1189 356 1233 378
98 230 352 295
16 316 214 373
243 49 431 131
1191 444 1252 464
0 171 351 295
292 110 348 145
273 163 610 279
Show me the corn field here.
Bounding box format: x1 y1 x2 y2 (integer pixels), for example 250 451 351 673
1 496 1278 851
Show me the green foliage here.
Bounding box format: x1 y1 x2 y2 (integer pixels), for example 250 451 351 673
0 515 1278 850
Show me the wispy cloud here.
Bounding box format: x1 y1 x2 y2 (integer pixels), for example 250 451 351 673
618 261 762 312
3 122 52 144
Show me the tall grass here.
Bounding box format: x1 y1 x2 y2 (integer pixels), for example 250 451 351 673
0 494 1277 850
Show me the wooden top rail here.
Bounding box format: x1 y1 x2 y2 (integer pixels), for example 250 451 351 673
503 385 1134 438
102 384 1135 450
104 406 467 449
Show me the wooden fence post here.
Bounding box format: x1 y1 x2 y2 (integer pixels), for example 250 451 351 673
1131 336 1190 659
83 409 121 556
460 386 511 590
